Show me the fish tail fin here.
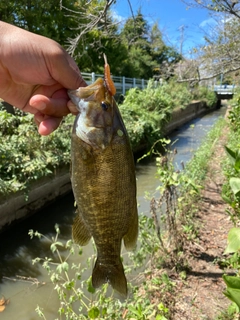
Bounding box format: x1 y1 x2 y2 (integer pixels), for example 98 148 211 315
92 258 127 297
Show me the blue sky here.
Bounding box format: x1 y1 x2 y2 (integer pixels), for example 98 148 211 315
113 0 213 56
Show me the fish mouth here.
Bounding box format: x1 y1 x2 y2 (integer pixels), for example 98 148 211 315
68 89 81 106
68 87 99 105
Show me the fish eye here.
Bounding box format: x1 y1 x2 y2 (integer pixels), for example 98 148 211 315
101 101 109 111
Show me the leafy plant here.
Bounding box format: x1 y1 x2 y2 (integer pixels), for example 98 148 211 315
220 92 240 317
228 96 240 129
192 85 217 108
0 108 73 196
223 273 240 311
222 145 240 221
29 214 177 320
120 79 196 152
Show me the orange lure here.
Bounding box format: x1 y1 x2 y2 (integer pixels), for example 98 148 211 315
103 54 116 96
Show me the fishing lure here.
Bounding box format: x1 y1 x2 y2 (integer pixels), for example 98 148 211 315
103 53 116 96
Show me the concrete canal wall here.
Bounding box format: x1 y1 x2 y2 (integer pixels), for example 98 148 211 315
0 101 217 232
0 168 71 232
164 101 210 134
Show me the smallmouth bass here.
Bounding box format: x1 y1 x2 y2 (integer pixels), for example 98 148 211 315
68 55 138 297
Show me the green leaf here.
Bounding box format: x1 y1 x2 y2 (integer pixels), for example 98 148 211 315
102 307 107 316
230 178 240 196
223 275 240 309
128 305 142 316
235 152 240 171
225 146 240 171
87 278 96 294
50 241 64 253
156 316 168 320
88 307 100 319
224 289 240 310
225 145 237 162
225 228 240 254
223 275 240 289
56 261 69 273
221 193 233 205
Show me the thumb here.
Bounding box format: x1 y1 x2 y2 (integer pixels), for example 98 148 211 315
50 47 87 89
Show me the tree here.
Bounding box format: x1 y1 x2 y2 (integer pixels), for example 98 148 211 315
150 23 182 79
0 1 181 79
0 0 78 43
202 15 240 81
63 0 129 74
173 11 240 84
119 9 154 78
0 0 124 72
74 27 129 75
182 0 240 19
120 11 182 79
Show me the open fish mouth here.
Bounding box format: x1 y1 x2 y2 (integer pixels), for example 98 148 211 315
68 89 80 106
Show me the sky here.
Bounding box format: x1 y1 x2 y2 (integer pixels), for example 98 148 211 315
112 0 213 56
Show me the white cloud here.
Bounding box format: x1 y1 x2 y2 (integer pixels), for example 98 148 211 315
199 17 216 28
111 10 126 23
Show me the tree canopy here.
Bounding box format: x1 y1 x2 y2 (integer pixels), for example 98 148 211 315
0 1 181 79
175 0 240 84
182 0 240 19
119 12 182 78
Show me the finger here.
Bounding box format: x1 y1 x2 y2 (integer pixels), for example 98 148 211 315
49 48 87 89
30 94 69 117
34 113 41 127
35 115 63 135
34 111 45 123
67 100 79 115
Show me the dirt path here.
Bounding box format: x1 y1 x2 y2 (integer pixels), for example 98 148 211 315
172 125 234 319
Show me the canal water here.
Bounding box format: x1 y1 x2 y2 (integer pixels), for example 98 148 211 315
0 106 227 319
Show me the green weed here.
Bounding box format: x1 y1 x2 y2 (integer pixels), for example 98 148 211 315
29 216 175 319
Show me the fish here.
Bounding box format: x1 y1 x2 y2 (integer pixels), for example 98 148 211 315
68 55 138 297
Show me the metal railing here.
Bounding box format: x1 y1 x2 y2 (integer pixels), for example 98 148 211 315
81 72 148 95
213 85 236 95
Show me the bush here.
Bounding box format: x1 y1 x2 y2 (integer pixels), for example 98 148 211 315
0 109 73 195
120 80 194 151
192 86 217 108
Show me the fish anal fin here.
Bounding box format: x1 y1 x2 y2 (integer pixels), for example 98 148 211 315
72 212 91 246
123 209 138 251
92 258 127 298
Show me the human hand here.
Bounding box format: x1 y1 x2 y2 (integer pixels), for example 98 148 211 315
0 21 86 135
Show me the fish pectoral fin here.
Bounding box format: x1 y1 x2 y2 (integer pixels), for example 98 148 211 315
92 258 127 298
72 212 91 246
123 208 138 251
